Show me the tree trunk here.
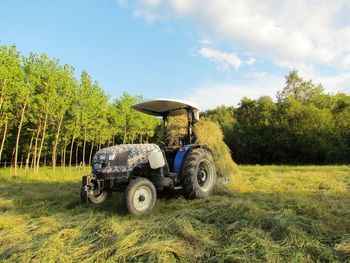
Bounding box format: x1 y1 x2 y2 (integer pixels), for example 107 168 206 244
14 104 27 176
60 148 63 167
11 146 15 165
52 114 64 170
0 78 7 112
33 121 42 172
36 111 48 172
0 120 8 163
25 131 35 173
88 142 94 166
123 125 127 143
63 142 67 167
75 141 79 166
112 134 115 146
20 155 24 169
69 136 75 167
82 127 87 166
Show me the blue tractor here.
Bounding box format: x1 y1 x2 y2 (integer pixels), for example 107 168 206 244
81 99 217 215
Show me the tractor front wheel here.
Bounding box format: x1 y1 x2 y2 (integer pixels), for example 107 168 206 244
81 187 109 204
81 175 109 204
124 178 157 215
182 148 217 199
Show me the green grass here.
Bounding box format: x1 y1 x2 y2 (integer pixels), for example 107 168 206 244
0 166 349 262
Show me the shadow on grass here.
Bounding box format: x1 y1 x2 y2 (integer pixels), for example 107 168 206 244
0 176 129 217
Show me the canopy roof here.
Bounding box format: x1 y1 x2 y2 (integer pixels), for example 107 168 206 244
132 98 200 117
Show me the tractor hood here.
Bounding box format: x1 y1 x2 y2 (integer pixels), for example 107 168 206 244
132 98 200 117
92 144 161 174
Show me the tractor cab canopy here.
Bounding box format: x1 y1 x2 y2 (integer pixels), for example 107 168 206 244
132 99 200 145
132 99 200 121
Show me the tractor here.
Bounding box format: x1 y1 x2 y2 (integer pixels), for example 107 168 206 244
81 99 217 215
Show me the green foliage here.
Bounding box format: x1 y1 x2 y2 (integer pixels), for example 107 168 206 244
0 43 159 170
203 105 236 150
0 166 349 262
1 42 350 167
113 93 160 144
205 70 350 164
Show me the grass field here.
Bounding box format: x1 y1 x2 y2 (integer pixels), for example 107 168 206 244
0 166 349 262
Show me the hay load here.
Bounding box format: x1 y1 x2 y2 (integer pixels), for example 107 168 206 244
166 116 239 181
194 119 239 181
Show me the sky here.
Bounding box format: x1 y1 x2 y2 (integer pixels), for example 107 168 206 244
1 0 350 109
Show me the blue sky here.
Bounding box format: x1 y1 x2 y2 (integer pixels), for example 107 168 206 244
1 0 350 109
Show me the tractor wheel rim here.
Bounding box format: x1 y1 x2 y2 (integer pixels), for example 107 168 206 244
133 186 152 211
90 191 107 203
197 160 213 191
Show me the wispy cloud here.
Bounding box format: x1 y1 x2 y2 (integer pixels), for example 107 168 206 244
125 0 350 107
133 0 350 70
246 57 256 66
197 47 242 70
185 75 284 110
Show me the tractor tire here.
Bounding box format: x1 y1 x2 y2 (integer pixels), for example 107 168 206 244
124 178 157 215
81 175 109 204
182 148 217 199
81 187 109 204
80 187 88 203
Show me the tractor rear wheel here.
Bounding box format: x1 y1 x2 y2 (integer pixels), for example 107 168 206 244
124 178 157 215
182 148 217 199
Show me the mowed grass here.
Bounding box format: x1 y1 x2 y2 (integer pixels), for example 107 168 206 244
0 166 349 262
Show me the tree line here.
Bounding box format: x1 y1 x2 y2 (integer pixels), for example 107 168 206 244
0 44 159 174
203 70 350 164
1 43 350 172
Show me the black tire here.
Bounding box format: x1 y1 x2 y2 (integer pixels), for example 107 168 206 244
81 187 109 204
123 178 157 215
80 187 88 203
81 175 109 205
182 148 217 199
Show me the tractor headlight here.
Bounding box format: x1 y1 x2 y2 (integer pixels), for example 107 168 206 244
108 154 116 160
99 154 107 161
93 163 102 170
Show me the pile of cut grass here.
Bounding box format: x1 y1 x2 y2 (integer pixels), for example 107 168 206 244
0 166 349 262
164 115 187 146
166 116 239 181
194 118 239 181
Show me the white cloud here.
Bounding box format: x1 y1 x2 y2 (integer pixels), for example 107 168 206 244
128 0 350 107
133 0 350 70
197 47 242 70
185 75 284 110
246 57 256 66
298 70 350 94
